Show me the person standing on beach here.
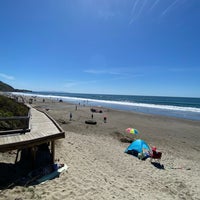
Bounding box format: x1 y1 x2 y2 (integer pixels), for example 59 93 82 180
104 116 107 123
70 112 72 121
91 113 93 119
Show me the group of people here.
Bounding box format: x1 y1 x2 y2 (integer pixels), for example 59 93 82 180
69 111 107 123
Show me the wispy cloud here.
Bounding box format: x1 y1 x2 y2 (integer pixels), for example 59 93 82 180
64 81 78 88
149 0 160 12
110 73 144 81
129 0 156 24
161 0 179 17
136 0 147 19
64 80 97 88
84 68 146 82
0 73 15 80
98 10 115 20
129 0 140 24
84 69 121 75
84 69 107 74
168 67 200 72
128 0 183 24
130 0 140 15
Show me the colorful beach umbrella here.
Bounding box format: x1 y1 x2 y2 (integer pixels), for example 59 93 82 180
125 128 139 135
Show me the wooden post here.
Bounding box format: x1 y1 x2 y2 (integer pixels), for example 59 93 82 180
51 140 55 163
15 149 20 163
31 147 36 169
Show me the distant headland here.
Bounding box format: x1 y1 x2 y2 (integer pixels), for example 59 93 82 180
0 81 32 93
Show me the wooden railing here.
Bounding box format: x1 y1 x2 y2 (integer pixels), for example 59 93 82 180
0 109 31 135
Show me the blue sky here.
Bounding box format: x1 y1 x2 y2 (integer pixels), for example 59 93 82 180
0 0 200 97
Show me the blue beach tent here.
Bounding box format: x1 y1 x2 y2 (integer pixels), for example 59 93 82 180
125 139 150 155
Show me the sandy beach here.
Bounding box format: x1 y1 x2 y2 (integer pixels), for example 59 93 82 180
0 97 200 200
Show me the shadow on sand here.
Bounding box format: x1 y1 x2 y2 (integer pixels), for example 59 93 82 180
151 162 165 170
0 143 53 189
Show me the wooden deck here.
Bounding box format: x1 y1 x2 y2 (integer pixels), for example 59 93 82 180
0 107 65 152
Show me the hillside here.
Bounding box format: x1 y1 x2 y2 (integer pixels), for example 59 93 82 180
0 81 32 92
0 81 14 92
0 95 29 130
0 81 31 130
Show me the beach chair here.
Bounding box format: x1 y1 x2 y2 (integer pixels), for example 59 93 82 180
149 149 162 163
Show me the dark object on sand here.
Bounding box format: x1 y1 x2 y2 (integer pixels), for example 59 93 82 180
85 120 97 125
90 108 102 113
151 162 165 170
120 137 134 143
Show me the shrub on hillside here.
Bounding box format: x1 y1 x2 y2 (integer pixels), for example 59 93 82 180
0 95 29 130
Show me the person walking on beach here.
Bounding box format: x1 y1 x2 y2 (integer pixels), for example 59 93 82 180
70 112 72 121
103 116 107 123
91 113 93 119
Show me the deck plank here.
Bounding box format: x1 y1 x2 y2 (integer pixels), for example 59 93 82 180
0 107 65 152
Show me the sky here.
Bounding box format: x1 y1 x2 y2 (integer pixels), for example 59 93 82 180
0 0 200 97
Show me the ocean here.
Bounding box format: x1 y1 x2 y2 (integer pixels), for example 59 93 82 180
14 91 200 121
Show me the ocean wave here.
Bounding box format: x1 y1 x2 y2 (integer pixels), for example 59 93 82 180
14 92 200 113
85 98 200 113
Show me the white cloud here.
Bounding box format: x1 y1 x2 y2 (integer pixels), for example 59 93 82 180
0 73 15 80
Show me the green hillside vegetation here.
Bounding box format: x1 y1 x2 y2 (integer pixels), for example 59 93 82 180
0 95 29 131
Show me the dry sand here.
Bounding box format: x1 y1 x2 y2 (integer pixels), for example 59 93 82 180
0 97 200 200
